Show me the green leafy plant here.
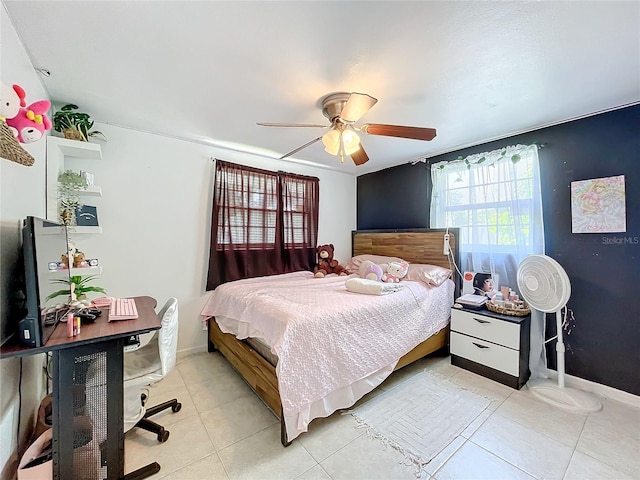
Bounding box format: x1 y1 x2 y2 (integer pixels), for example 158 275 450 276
52 104 106 141
436 142 541 171
58 170 87 224
46 275 107 302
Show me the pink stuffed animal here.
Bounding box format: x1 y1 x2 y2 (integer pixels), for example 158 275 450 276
6 100 52 143
0 83 27 123
382 260 409 283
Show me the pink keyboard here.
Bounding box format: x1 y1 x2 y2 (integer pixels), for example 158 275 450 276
108 298 139 321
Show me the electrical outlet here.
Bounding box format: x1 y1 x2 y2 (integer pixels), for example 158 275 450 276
443 233 450 255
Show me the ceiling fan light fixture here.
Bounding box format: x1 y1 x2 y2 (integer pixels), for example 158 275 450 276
342 130 360 155
258 91 437 165
322 129 340 155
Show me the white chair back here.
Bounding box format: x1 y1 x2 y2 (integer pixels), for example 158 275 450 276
157 297 179 377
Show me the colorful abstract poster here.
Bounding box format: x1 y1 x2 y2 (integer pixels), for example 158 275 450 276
571 175 626 233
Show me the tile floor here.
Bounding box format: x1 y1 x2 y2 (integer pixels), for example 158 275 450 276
125 351 640 479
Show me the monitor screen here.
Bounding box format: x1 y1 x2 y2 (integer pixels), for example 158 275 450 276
19 216 70 347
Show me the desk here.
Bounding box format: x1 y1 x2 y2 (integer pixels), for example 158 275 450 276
1 296 161 480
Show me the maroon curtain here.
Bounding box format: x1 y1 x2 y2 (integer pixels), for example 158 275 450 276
206 160 319 290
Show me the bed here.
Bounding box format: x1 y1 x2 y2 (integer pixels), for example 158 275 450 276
201 228 459 445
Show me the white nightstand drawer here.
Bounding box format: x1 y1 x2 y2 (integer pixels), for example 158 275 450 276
450 332 519 376
451 309 520 349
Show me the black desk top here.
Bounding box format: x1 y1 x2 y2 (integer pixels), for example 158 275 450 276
0 296 161 359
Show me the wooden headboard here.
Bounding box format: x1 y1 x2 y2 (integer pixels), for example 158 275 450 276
352 228 460 295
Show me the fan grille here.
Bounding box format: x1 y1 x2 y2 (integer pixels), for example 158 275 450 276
517 255 571 312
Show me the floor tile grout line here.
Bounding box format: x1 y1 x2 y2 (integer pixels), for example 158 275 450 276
466 437 540 479
176 366 234 480
133 352 640 480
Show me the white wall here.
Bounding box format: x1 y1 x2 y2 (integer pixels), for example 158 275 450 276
0 5 356 475
1 3 51 476
71 124 356 357
0 96 356 479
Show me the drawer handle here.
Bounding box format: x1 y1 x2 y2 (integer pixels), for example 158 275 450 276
473 318 491 324
472 342 490 349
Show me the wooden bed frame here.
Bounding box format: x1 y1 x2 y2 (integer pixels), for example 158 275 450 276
207 228 459 446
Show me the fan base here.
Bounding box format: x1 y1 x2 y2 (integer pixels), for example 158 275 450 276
527 378 602 414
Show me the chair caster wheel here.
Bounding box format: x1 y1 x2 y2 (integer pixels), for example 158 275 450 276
158 429 169 442
172 403 182 413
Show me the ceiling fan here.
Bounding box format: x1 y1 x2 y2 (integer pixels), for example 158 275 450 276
258 92 437 166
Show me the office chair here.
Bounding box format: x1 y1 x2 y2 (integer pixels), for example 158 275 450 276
123 297 181 442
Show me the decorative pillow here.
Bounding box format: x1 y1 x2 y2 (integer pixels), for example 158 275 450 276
345 254 406 274
405 264 452 287
345 278 404 295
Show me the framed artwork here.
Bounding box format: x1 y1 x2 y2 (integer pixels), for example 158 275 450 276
571 175 626 233
462 271 499 297
75 205 99 226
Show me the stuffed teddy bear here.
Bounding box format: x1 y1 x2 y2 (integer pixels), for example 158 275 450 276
313 244 349 278
6 100 52 143
382 260 409 283
0 83 26 123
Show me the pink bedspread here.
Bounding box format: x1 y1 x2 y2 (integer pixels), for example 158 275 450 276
200 271 453 419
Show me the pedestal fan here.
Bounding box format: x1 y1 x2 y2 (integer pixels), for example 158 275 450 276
517 255 602 413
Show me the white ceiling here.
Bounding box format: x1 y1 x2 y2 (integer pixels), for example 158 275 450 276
4 1 639 175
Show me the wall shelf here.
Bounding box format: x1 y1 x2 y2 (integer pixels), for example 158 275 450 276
46 136 103 229
49 266 103 276
67 226 103 234
82 185 102 197
50 137 102 160
70 266 102 276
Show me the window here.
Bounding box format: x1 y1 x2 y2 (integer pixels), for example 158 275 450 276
431 144 549 381
430 144 544 286
206 160 319 290
215 165 278 248
281 174 318 247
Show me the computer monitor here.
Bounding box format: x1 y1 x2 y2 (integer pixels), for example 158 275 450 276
18 216 70 347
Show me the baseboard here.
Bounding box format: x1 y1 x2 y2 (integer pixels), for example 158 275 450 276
177 344 207 362
544 368 640 407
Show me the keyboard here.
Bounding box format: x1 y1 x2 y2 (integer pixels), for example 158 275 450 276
108 298 139 321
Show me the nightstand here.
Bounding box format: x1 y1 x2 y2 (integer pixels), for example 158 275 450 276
450 306 530 389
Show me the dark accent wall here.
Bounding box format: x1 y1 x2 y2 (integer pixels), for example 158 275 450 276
357 105 640 395
357 163 430 229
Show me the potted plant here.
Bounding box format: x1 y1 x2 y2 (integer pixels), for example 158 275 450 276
52 104 106 142
58 169 87 225
46 275 107 302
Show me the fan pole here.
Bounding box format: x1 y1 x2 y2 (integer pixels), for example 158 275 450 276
526 307 602 413
556 310 565 388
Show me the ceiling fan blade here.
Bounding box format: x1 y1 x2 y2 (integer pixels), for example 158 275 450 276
340 93 378 123
351 145 369 166
280 136 322 159
361 123 437 141
257 122 328 128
